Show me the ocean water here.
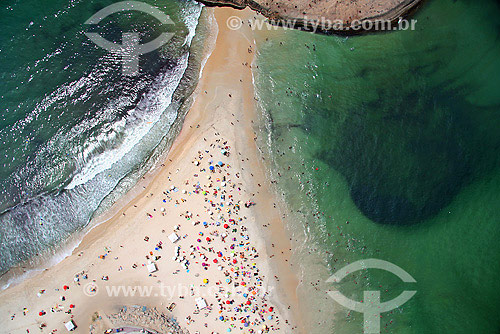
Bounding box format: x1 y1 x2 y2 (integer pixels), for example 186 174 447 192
254 0 500 333
0 0 209 287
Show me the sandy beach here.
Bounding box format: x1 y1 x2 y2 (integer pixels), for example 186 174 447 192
0 7 302 334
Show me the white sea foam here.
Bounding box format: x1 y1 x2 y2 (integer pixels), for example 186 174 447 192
66 5 202 190
1 4 206 290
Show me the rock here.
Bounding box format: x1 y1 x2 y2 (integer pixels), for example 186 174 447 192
198 0 423 34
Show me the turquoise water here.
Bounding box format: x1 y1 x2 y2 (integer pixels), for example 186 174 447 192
0 0 206 285
255 0 500 332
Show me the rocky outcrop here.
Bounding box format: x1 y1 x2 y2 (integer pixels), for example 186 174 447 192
199 0 423 34
90 306 189 334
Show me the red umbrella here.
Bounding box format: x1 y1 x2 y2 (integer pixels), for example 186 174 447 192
224 224 229 229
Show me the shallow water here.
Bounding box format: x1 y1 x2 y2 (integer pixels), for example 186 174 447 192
255 0 500 332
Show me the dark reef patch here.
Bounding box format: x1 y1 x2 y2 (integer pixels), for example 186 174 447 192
308 80 478 225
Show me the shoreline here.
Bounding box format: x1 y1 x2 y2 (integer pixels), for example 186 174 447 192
0 6 214 292
0 7 303 334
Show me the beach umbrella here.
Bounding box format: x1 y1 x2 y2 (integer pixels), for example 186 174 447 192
268 307 273 312
224 224 229 229
219 316 224 321
209 166 215 171
218 161 223 166
213 259 218 263
244 322 249 327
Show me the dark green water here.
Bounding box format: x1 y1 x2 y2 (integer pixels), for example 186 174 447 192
255 0 500 332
